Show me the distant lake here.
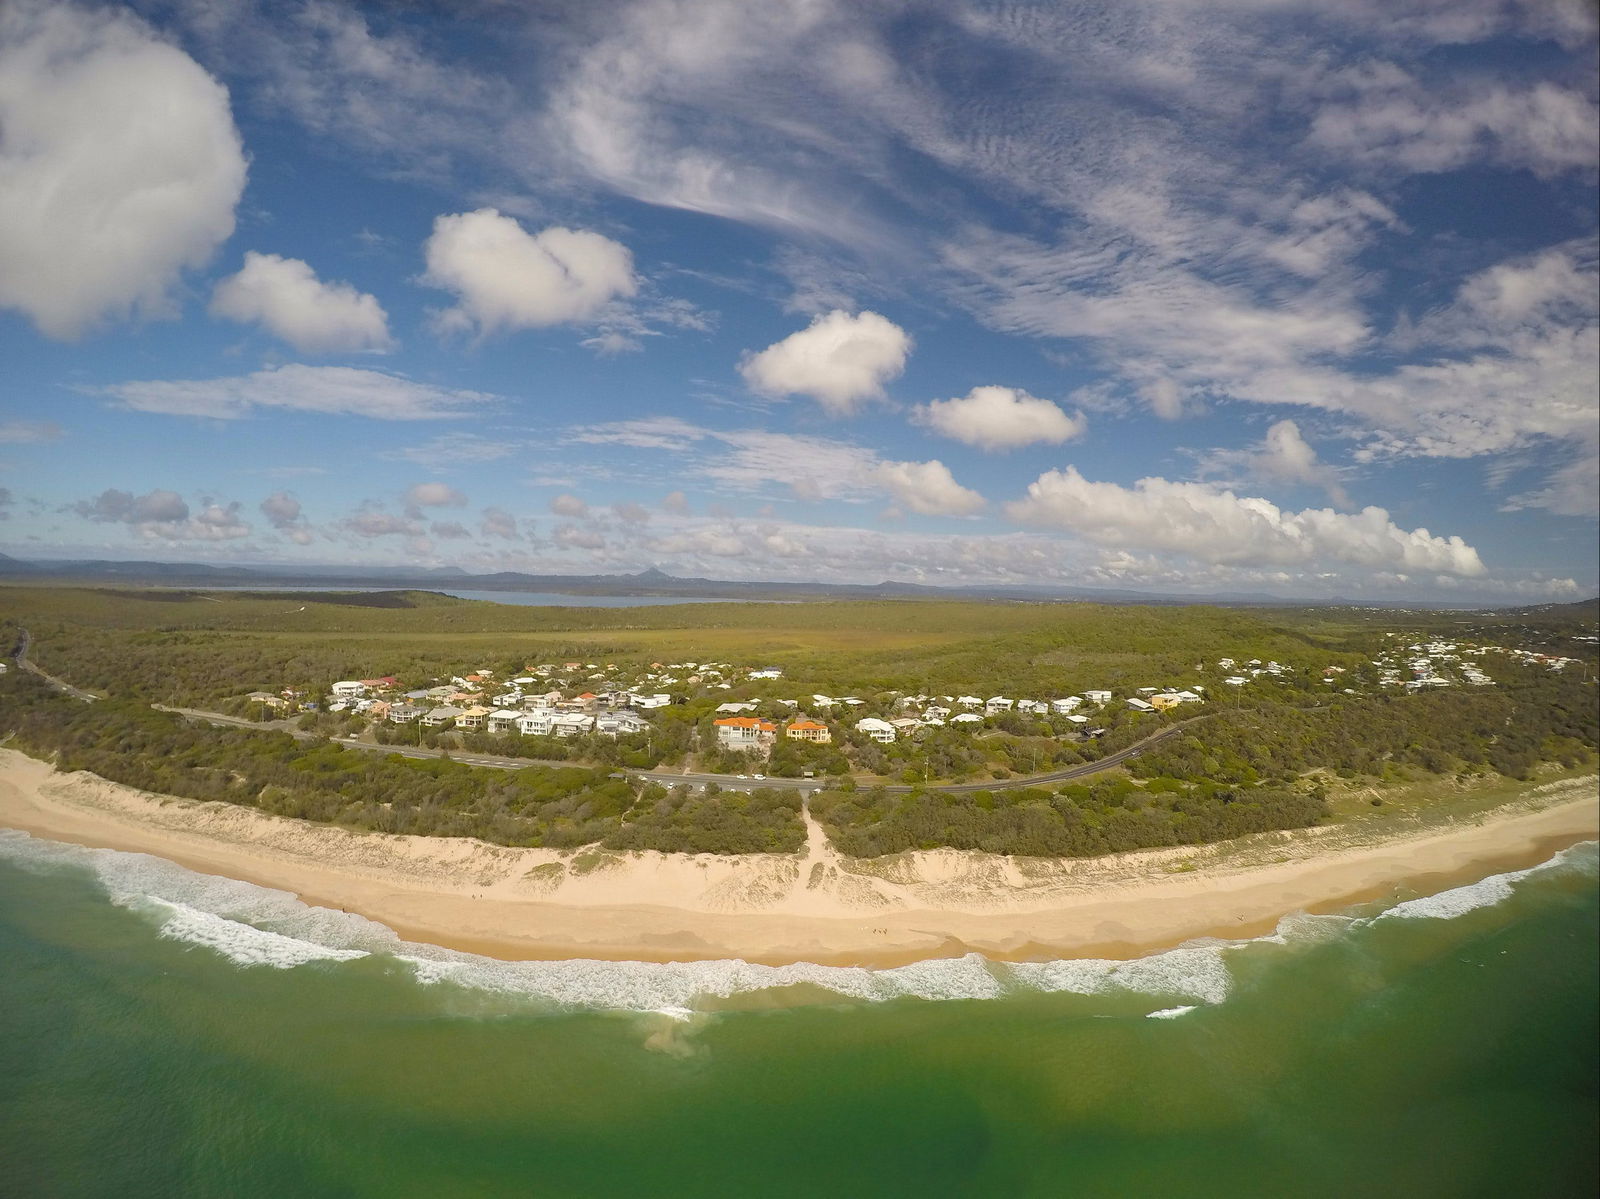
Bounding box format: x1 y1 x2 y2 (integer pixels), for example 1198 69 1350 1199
182 585 773 608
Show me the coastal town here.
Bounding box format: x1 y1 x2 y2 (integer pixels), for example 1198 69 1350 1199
232 633 1582 778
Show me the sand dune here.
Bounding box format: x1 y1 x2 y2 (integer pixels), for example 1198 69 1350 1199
1 748 1593 966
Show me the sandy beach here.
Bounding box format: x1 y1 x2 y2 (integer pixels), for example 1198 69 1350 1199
1 747 1594 966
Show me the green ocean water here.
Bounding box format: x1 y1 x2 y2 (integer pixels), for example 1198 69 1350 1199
0 834 1595 1199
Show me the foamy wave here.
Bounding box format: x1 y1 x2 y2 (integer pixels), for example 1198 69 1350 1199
1146 1005 1197 1020
142 897 368 969
3 830 1593 1012
1377 841 1597 923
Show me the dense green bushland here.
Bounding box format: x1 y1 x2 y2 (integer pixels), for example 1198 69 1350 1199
0 672 802 853
1128 662 1597 785
811 776 1328 858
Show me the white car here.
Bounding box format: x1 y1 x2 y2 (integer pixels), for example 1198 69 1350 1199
753 774 766 780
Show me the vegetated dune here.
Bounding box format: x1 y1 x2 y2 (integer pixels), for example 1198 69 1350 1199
0 748 1594 966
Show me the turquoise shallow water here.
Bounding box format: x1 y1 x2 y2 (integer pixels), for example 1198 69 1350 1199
0 833 1595 1198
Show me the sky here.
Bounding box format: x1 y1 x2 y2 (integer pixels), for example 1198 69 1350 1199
0 0 1596 602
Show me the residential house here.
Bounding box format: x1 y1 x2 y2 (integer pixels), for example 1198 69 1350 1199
1084 689 1113 703
811 694 836 708
1126 698 1155 711
716 701 760 715
367 700 391 720
388 704 425 724
331 680 366 697
950 713 984 725
516 712 554 737
985 696 1014 714
456 705 489 731
749 667 784 680
486 709 521 734
1050 697 1083 714
785 719 831 743
552 713 594 738
246 691 289 711
595 712 648 738
856 717 897 743
956 695 984 709
422 705 463 727
1065 714 1089 725
714 716 777 748
629 692 672 709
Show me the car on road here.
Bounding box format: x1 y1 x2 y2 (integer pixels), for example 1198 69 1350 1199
753 774 766 780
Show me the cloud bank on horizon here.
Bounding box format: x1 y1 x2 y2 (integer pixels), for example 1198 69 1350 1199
0 0 1595 602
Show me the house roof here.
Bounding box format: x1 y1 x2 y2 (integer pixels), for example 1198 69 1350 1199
714 717 777 731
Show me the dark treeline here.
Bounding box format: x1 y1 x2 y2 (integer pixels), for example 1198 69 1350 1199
0 672 803 854
811 776 1327 859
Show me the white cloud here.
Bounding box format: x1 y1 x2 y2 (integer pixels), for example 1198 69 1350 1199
612 502 651 524
1502 454 1599 519
405 482 467 511
421 208 636 337
1199 419 1351 506
1307 68 1599 179
553 523 605 550
0 1 246 338
480 507 522 540
550 493 590 518
210 252 393 353
429 520 471 540
0 420 63 444
70 487 251 542
100 365 495 421
873 460 986 517
1007 467 1485 576
915 386 1085 451
661 490 690 515
340 507 423 539
384 432 520 466
739 310 911 415
259 490 303 528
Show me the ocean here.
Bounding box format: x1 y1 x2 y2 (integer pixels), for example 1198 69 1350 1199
1 832 1594 1198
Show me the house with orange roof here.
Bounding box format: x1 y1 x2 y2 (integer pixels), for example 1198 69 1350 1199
784 719 831 744
714 715 778 749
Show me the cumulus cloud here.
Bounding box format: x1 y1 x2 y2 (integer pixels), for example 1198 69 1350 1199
1007 467 1485 576
210 252 393 353
739 310 911 415
661 490 690 515
99 365 495 421
1200 420 1351 506
258 490 314 542
0 1 246 338
480 507 522 540
70 487 251 541
549 493 590 518
421 208 636 337
553 523 605 550
873 460 985 516
340 507 423 539
429 520 471 540
915 386 1085 451
405 482 467 512
612 502 651 524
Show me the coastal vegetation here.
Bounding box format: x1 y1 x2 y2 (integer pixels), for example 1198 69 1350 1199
0 587 1593 857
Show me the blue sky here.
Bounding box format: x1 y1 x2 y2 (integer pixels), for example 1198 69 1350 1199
1 0 1595 601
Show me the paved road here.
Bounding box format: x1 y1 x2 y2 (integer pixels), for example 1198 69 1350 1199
11 629 99 702
21 629 1196 794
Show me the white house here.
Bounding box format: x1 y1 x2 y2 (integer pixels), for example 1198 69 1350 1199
1016 699 1042 714
855 717 897 743
331 680 366 696
552 713 594 737
516 712 554 737
985 696 1014 714
716 701 759 715
487 709 521 734
951 713 984 725
957 695 984 709
596 711 649 737
388 704 425 724
1050 697 1083 714
422 705 463 727
811 694 836 708
1066 713 1090 724
1084 689 1112 703
1126 698 1155 711
749 667 784 680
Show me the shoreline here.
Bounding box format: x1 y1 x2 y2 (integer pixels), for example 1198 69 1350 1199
1 748 1595 967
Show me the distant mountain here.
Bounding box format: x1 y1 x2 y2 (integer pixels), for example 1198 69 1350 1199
1 554 1593 611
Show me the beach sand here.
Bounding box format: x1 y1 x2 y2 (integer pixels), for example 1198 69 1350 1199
1 748 1594 966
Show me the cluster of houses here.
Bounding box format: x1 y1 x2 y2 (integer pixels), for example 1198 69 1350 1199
709 686 1209 749
1370 636 1582 691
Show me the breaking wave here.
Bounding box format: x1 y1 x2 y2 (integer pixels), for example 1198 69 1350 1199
1 829 1592 1014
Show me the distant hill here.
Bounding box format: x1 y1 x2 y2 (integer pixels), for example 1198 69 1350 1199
0 553 1593 611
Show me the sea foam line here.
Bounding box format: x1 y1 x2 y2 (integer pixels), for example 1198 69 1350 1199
1 830 1592 1011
